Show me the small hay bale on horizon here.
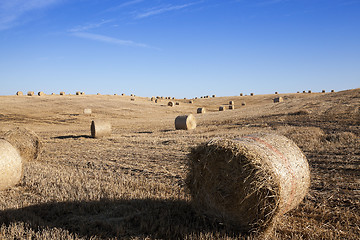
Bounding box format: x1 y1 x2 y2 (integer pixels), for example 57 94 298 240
27 91 34 96
91 120 111 138
250 93 254 96
0 139 22 191
38 91 45 96
322 90 326 93
197 108 206 114
275 92 278 94
240 93 243 96
16 91 23 96
76 91 81 95
331 90 335 93
274 97 284 103
175 114 196 130
168 101 174 107
308 90 312 93
219 106 225 111
189 100 193 104
212 95 216 98
97 93 101 95
1 127 42 162
186 133 310 235
60 91 65 95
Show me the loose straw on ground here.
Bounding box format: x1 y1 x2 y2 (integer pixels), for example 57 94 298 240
186 133 310 236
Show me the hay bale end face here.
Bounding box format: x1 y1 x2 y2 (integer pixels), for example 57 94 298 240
229 105 235 110
229 101 234 105
331 90 335 93
0 139 23 191
175 114 196 130
242 102 246 106
16 91 23 96
186 133 310 234
2 127 42 162
240 93 243 96
212 95 216 98
168 101 174 107
60 92 65 95
83 108 92 115
38 91 45 96
274 97 284 103
250 93 254 96
189 100 193 104
91 120 111 138
308 90 312 93
275 92 278 94
219 106 225 111
322 90 326 93
76 91 81 95
27 91 34 96
197 108 206 114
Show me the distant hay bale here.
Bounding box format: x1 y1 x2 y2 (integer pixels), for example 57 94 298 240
308 90 312 93
322 90 325 93
240 93 243 96
302 91 306 93
189 100 194 104
168 101 174 107
212 95 216 98
197 108 206 114
151 97 155 101
175 114 196 130
131 98 135 101
114 93 117 96
51 93 55 95
38 91 45 96
155 99 159 103
16 91 23 96
0 139 22 191
274 97 284 103
195 97 198 99
60 92 65 95
81 92 85 95
229 101 234 105
97 93 101 95
242 102 246 106
130 94 134 97
297 91 300 93
229 105 235 110
275 92 278 94
172 97 175 99
122 93 126 96
331 90 335 93
186 133 310 235
250 93 254 96
76 91 81 95
161 96 164 99
27 91 34 96
90 120 111 138
219 106 225 111
175 102 180 105
2 127 42 162
83 108 92 115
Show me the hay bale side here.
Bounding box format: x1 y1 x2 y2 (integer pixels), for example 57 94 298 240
83 108 92 115
175 102 180 105
1 127 41 162
38 91 45 96
197 108 206 114
16 91 23 96
27 91 34 96
0 139 22 191
229 105 235 110
175 114 196 130
60 92 65 95
229 101 234 105
76 91 81 95
168 101 174 107
91 120 111 138
275 92 278 94
186 133 310 235
219 106 225 111
274 97 284 103
189 100 194 104
155 99 159 103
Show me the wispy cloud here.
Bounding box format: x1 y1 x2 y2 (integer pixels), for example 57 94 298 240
72 32 152 48
69 19 114 32
0 0 63 30
105 0 144 12
135 2 199 19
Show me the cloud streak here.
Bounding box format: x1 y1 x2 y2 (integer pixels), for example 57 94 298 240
0 0 63 30
72 32 152 48
105 0 144 12
135 2 199 19
69 19 114 32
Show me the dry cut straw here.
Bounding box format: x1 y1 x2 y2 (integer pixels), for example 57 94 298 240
186 133 310 236
0 139 22 191
2 127 42 162
175 114 196 130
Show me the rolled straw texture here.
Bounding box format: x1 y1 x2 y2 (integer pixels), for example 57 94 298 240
0 139 22 191
219 106 225 111
197 108 206 114
186 133 310 234
168 101 174 107
91 120 111 138
2 127 42 162
83 109 92 115
175 114 196 130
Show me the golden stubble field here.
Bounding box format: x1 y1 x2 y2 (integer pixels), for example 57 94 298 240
0 89 359 239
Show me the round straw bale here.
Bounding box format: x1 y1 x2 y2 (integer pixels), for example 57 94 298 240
275 92 278 94
97 93 101 95
168 101 174 107
242 102 246 106
322 90 325 93
308 90 312 93
219 106 225 111
131 98 135 101
2 127 42 162
197 108 206 114
27 91 34 96
175 114 196 130
274 97 284 103
297 91 300 93
229 101 234 105
83 108 92 115
76 91 81 95
250 93 254 96
189 100 193 104
60 92 65 95
175 102 180 105
81 92 85 95
51 93 55 95
155 99 159 103
240 93 243 96
0 139 22 191
229 105 235 110
38 91 45 96
302 91 306 93
195 97 198 99
16 91 23 96
91 120 111 138
212 95 216 98
122 93 126 96
186 133 310 234
172 97 175 99
331 90 335 93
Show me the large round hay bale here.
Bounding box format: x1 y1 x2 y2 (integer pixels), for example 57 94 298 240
16 91 23 96
322 90 325 93
2 127 42 162
91 120 111 138
155 99 159 103
186 133 310 234
175 114 196 130
197 108 206 114
242 102 246 106
175 102 180 105
168 101 174 107
189 100 194 104
27 91 34 96
83 108 92 115
0 139 22 191
212 95 216 98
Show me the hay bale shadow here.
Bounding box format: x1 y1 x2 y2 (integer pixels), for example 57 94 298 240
52 135 92 139
0 199 241 239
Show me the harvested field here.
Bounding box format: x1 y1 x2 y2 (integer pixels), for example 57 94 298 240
0 89 359 239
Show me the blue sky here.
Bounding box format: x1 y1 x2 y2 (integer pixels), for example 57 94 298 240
0 0 359 97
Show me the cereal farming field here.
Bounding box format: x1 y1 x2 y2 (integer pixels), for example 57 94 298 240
0 89 359 239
